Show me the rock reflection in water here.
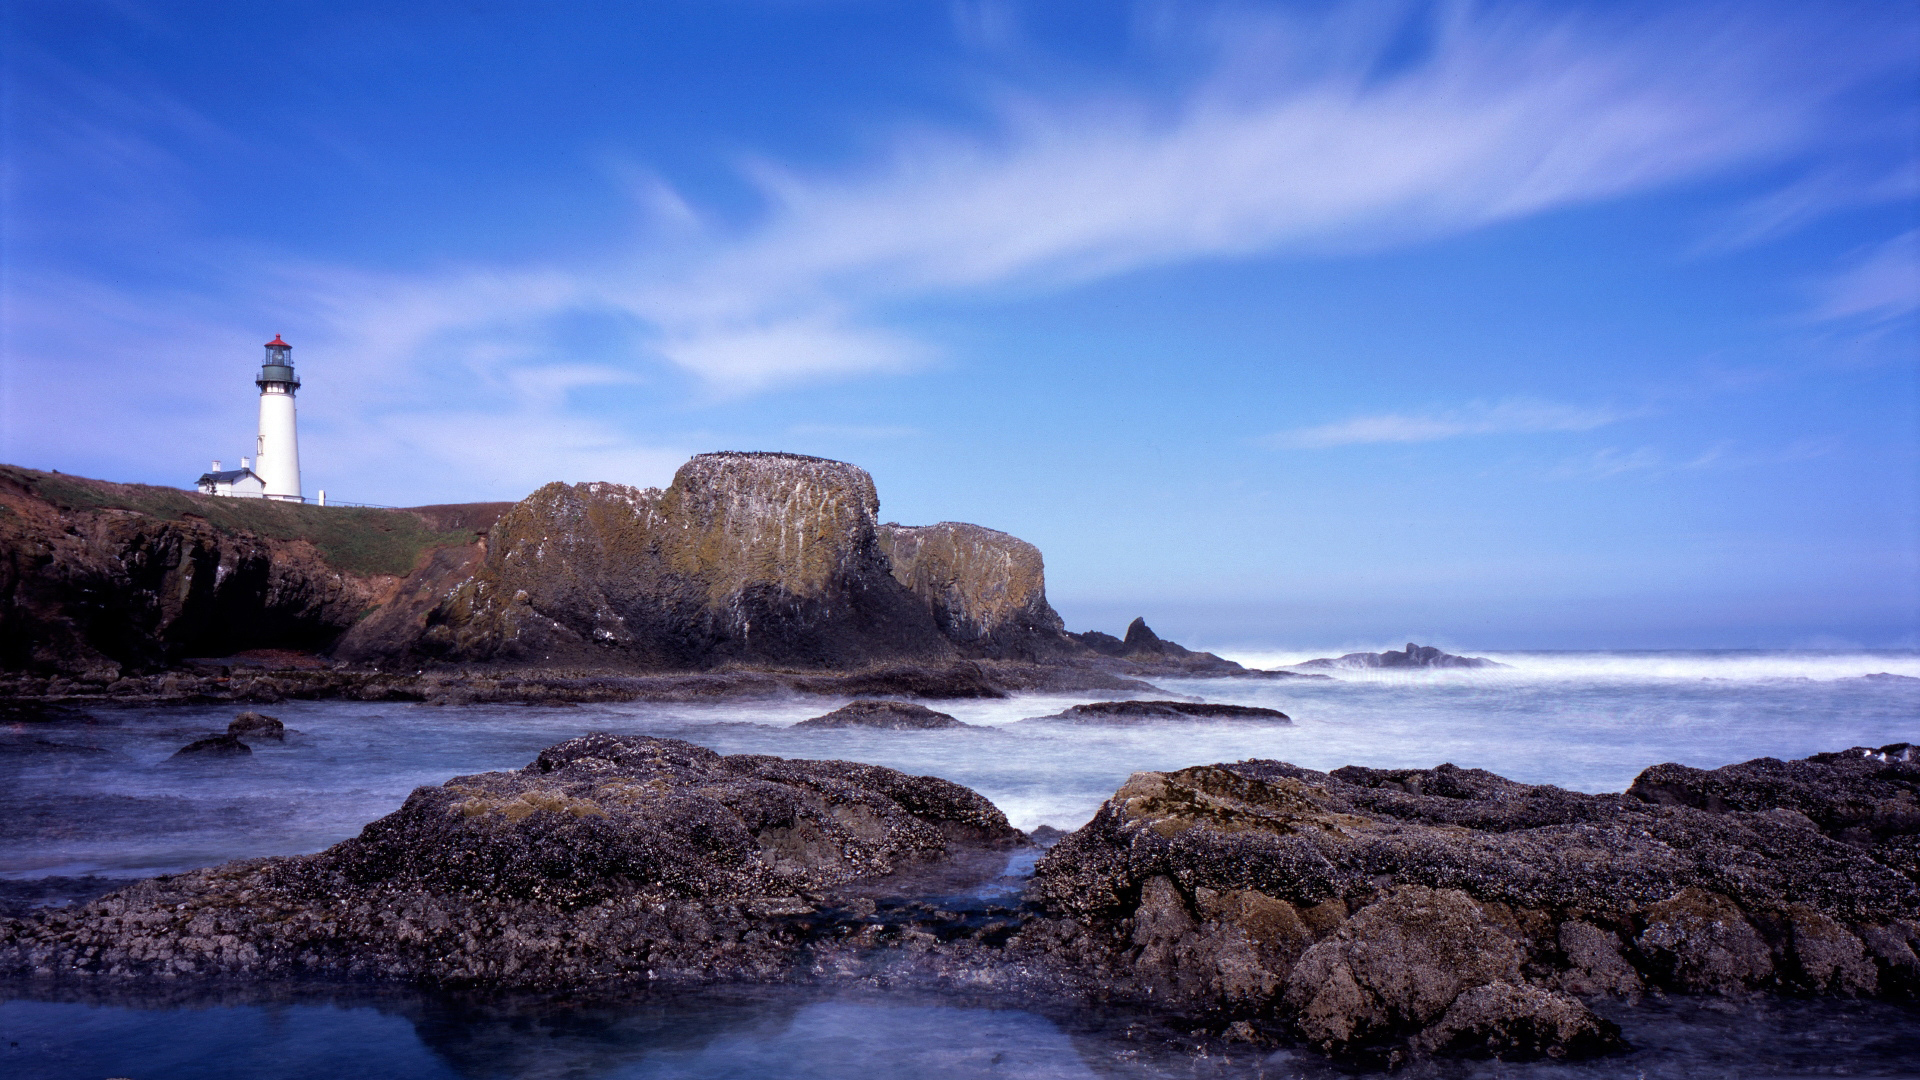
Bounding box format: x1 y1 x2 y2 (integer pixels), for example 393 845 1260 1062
3 982 1918 1080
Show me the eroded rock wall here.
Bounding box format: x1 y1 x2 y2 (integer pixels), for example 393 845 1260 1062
877 522 1068 660
0 470 423 675
402 453 960 669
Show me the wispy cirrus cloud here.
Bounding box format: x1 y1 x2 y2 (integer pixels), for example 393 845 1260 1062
67 0 1895 397
1266 399 1635 449
5 1 1911 491
1548 437 1840 480
1811 229 1920 323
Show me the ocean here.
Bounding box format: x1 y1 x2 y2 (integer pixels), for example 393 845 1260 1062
3 649 1917 1078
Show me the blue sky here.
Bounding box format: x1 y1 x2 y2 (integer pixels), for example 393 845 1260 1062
3 0 1916 650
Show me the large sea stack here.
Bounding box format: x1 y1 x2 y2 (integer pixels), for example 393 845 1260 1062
341 453 1071 670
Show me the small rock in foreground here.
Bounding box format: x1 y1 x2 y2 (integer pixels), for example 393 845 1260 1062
792 700 970 730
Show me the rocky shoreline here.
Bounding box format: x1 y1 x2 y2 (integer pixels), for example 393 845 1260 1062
4 734 1914 1065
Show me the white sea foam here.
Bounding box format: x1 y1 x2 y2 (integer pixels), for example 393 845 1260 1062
3 651 1915 876
1210 648 1920 682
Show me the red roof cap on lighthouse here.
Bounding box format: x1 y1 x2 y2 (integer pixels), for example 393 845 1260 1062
265 334 289 348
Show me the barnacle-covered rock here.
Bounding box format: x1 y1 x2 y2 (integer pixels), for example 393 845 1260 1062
0 734 1022 987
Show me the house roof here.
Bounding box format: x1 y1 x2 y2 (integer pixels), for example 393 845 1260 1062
197 469 262 485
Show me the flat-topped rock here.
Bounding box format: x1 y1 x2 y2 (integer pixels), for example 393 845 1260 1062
1024 700 1291 724
792 700 970 730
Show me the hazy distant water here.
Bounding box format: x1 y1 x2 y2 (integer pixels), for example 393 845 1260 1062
2 650 1917 1078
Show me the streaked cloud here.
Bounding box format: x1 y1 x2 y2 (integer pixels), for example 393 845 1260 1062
1548 437 1840 480
1268 399 1632 449
1811 229 1920 322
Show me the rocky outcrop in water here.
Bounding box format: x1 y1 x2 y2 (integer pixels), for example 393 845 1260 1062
1069 618 1248 676
0 734 1022 986
1014 742 1919 1061
1022 700 1292 725
1295 642 1504 670
4 739 1915 1064
793 700 971 730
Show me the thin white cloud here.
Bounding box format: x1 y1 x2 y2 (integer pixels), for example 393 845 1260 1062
1268 399 1632 449
6 1 1909 494
1811 229 1920 322
221 1 1899 395
1548 437 1839 480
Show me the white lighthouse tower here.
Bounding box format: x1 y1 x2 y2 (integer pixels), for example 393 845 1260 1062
254 334 303 502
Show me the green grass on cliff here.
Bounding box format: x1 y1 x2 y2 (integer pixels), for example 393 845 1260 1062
0 465 485 577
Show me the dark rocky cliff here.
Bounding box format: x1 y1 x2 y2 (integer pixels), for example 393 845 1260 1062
0 455 1240 685
0 466 493 676
362 452 965 669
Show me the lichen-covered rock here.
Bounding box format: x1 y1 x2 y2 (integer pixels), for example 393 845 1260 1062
792 700 970 730
0 734 1021 987
876 522 1068 660
1018 744 1920 1059
405 454 962 670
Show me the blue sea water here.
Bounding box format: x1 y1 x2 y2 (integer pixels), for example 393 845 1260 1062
2 649 1917 1078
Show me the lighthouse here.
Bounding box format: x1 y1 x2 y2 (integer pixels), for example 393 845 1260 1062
253 335 303 502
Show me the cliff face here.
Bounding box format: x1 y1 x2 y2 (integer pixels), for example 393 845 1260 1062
1 454 1101 678
0 467 488 676
382 453 968 669
877 522 1068 661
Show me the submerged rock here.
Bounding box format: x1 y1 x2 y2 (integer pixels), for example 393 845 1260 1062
792 700 971 730
169 734 251 758
1023 700 1292 724
226 711 284 741
1296 642 1505 670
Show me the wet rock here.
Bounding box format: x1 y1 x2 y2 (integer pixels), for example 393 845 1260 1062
1021 745 1920 1059
1552 921 1643 997
1 734 1021 986
1411 982 1625 1060
1023 700 1290 724
792 700 970 730
169 734 251 759
1296 642 1505 670
1635 887 1774 994
1283 887 1525 1054
226 711 285 741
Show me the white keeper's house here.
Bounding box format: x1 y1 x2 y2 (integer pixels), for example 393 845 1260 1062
196 335 308 503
